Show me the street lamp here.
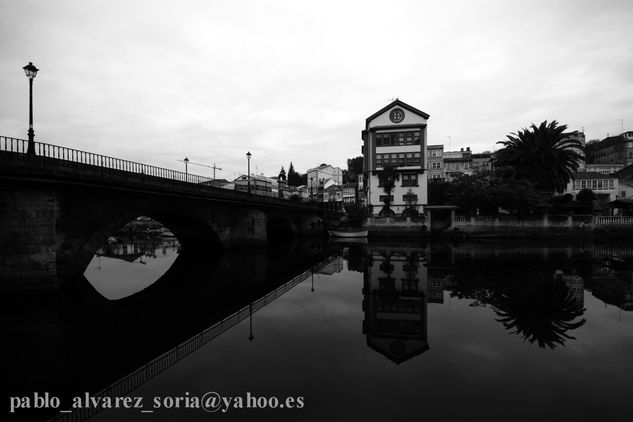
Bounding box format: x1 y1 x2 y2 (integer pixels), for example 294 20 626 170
184 157 189 181
23 62 39 155
246 151 252 194
248 303 255 341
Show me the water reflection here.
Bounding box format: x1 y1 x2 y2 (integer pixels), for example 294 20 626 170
490 276 586 348
5 240 633 421
3 239 331 421
85 239 180 300
362 246 429 364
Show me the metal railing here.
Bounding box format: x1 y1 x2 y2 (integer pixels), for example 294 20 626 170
48 255 337 422
1 136 214 185
1 136 345 213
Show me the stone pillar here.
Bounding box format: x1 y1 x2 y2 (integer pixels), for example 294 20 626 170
0 184 59 291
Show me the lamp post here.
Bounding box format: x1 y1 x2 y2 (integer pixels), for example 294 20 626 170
246 151 252 194
248 303 255 341
23 62 39 155
184 157 189 182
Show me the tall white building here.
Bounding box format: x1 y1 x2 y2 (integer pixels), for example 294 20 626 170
361 99 429 216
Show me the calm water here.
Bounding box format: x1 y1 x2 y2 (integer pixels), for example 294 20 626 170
4 239 633 421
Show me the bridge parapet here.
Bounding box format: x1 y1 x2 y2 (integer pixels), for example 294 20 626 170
0 136 324 212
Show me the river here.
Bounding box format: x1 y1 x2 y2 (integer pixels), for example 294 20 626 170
4 238 633 421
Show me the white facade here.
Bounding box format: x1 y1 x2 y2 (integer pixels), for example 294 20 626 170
565 172 619 202
306 164 343 192
362 99 429 216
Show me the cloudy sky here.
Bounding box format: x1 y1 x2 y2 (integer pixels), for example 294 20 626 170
1 0 632 180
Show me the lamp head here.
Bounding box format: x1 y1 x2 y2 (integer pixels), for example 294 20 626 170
23 62 39 80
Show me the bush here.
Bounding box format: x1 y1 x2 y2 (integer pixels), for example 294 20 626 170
345 203 370 227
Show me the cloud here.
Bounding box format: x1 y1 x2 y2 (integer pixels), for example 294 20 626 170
1 0 632 177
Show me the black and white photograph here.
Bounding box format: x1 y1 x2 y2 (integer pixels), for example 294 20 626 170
2 0 633 421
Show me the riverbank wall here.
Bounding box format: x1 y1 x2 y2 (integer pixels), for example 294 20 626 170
365 215 633 240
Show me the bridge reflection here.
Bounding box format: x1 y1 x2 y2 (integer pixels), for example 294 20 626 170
3 239 332 421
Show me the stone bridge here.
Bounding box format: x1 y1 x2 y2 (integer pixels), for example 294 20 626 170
0 137 339 291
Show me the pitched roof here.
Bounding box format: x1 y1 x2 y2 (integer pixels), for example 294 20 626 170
365 99 430 126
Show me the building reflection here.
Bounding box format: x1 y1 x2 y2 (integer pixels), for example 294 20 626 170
362 246 430 364
318 256 344 275
590 256 633 311
555 270 585 309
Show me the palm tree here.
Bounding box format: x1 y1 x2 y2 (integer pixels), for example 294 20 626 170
495 120 584 192
377 165 400 216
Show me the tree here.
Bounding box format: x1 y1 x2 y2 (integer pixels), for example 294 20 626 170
495 121 584 192
402 188 419 217
278 166 287 182
576 188 597 203
287 162 301 186
428 180 451 205
344 156 364 183
344 202 369 227
444 168 551 215
377 166 400 216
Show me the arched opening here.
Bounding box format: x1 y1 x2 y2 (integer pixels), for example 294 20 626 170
378 207 396 217
402 207 419 218
267 217 295 244
83 216 182 300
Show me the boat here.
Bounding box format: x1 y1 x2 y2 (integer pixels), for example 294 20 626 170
328 229 368 238
329 237 368 244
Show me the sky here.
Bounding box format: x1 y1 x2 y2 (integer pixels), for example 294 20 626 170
1 0 632 180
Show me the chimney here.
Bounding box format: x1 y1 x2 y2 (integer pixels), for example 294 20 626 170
467 147 470 151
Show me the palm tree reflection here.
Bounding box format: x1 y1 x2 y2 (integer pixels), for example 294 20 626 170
491 278 585 349
448 263 586 349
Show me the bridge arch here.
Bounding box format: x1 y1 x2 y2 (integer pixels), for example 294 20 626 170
266 216 295 243
57 195 226 283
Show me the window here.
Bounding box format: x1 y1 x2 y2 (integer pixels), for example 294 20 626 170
375 131 421 147
403 193 418 201
398 153 406 167
432 162 442 169
376 154 383 168
402 280 419 292
402 173 418 187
